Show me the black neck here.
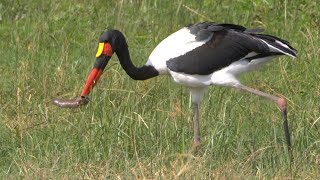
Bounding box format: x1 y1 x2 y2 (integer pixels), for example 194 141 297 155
116 47 159 80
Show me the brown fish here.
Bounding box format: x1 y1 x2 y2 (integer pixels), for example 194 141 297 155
52 97 89 108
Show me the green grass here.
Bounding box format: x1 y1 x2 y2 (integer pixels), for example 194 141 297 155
1 0 319 178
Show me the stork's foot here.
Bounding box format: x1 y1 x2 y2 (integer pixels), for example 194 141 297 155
53 96 90 108
192 140 200 152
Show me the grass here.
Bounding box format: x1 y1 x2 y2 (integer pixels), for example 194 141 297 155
0 0 319 179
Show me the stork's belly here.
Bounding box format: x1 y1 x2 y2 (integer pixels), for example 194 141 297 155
169 71 212 87
169 70 241 88
168 58 272 88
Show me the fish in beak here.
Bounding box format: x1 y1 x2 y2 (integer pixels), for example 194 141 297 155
53 36 113 108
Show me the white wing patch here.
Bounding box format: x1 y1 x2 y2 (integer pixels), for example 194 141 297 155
145 28 212 74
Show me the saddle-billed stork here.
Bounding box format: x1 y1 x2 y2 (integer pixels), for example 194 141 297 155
53 22 296 152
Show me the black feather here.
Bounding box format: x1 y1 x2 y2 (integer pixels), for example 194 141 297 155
166 22 296 75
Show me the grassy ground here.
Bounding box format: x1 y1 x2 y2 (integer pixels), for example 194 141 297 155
0 0 319 179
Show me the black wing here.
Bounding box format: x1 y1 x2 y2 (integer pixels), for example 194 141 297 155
166 22 294 75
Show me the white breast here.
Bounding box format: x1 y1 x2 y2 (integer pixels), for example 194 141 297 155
145 28 212 74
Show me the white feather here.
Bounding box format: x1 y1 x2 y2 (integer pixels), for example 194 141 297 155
145 27 212 74
275 40 290 49
260 39 296 58
243 52 258 59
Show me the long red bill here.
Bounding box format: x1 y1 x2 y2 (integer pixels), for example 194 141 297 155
53 42 112 108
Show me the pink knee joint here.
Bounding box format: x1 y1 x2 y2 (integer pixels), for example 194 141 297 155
277 97 286 111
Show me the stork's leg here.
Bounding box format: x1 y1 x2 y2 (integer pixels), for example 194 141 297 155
235 84 292 153
189 87 206 151
192 103 200 151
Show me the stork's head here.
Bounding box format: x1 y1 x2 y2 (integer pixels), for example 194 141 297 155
95 29 128 60
76 30 128 98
